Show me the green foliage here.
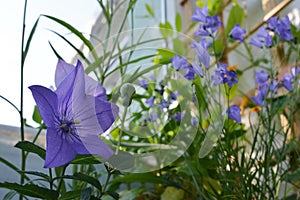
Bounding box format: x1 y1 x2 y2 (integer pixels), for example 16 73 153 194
226 2 245 36
0 182 58 199
15 141 46 160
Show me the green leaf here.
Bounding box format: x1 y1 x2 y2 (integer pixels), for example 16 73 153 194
59 190 81 200
15 141 46 160
0 157 30 181
49 30 91 65
70 154 102 165
48 41 64 60
24 17 40 60
156 48 176 64
175 13 182 32
105 191 119 200
159 21 173 39
32 105 42 124
145 3 154 17
120 188 145 200
80 187 92 200
58 173 102 190
172 38 185 56
110 173 181 188
3 190 17 200
42 15 98 60
18 171 49 180
0 182 59 200
226 3 245 36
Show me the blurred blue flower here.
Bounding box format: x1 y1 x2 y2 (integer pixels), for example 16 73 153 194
191 5 209 22
227 105 241 124
29 60 118 168
255 70 269 84
281 73 293 91
249 27 272 48
146 96 155 106
229 24 246 42
138 79 149 89
225 70 238 86
171 54 190 71
191 38 210 69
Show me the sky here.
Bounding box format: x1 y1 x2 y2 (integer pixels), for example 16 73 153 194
0 0 99 127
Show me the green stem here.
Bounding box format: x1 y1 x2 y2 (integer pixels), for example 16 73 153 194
19 1 28 199
115 106 128 155
49 168 53 190
102 172 112 195
0 95 20 113
56 164 68 193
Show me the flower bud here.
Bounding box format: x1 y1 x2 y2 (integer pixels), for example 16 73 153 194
120 83 136 106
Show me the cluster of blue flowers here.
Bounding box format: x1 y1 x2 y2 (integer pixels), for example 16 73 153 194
192 5 222 37
252 67 299 106
211 62 238 87
250 16 293 48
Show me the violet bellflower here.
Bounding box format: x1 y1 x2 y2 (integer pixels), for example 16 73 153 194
267 16 293 41
211 62 238 86
191 38 211 69
281 72 293 91
227 105 241 124
170 54 190 71
29 60 118 168
192 5 221 37
229 24 246 42
249 27 272 48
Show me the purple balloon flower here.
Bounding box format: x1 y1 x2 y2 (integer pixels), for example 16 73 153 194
229 24 246 42
191 38 210 69
171 54 190 71
255 70 269 84
281 73 293 91
29 60 118 168
191 5 209 22
227 105 241 124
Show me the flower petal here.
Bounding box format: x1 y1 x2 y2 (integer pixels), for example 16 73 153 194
95 99 119 133
78 135 114 159
55 59 74 88
44 128 77 168
29 85 58 127
56 63 85 116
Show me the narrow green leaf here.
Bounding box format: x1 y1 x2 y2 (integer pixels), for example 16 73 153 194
0 157 29 181
159 21 173 39
48 41 64 60
105 191 119 200
70 154 102 164
58 190 82 200
110 173 181 188
15 141 46 160
80 187 92 200
32 105 42 124
18 171 49 180
173 38 185 56
0 182 58 200
175 13 182 32
226 3 245 36
97 0 111 23
42 15 98 60
3 190 17 200
57 173 102 190
49 30 91 65
104 54 156 78
24 17 40 60
145 3 154 17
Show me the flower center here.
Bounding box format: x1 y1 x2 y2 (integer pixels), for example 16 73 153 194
59 118 80 134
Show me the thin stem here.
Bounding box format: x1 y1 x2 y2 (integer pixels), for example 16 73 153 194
56 164 68 193
115 106 128 155
0 95 20 113
49 168 53 190
19 1 28 199
102 172 112 194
